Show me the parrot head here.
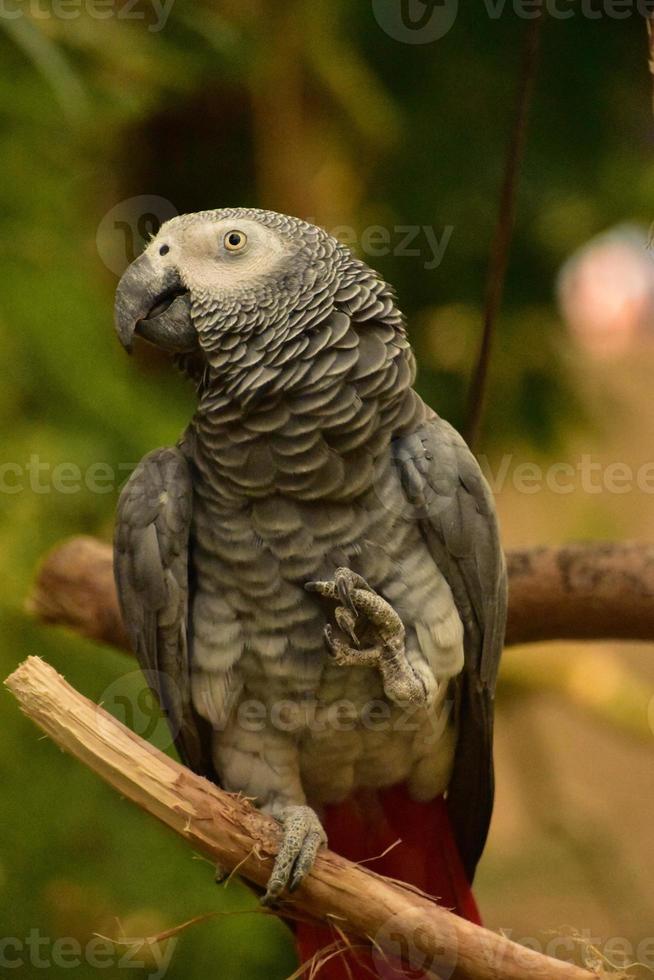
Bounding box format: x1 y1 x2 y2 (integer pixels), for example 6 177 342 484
114 208 344 359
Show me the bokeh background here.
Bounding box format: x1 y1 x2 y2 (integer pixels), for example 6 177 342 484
2 2 654 977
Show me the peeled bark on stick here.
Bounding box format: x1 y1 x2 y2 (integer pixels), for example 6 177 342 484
5 656 600 980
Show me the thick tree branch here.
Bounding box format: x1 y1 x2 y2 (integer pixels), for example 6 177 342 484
5 656 599 980
506 541 654 645
28 537 130 651
27 536 654 651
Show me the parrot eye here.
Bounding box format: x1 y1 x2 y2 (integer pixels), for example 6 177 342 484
224 230 247 252
159 244 170 256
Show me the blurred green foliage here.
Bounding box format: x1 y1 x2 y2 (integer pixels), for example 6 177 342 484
1 3 653 976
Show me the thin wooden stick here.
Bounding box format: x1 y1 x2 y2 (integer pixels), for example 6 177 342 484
5 656 599 980
647 13 654 116
465 4 545 449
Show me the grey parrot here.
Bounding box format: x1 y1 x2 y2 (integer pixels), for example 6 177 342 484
113 208 506 924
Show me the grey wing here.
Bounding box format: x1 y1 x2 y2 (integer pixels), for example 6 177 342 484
394 415 507 881
114 446 212 776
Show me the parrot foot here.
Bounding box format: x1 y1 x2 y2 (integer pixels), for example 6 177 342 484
261 805 327 906
306 568 428 705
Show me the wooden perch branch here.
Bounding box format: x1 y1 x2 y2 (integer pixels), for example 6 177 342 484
28 537 131 651
27 535 654 651
5 656 599 980
506 541 654 644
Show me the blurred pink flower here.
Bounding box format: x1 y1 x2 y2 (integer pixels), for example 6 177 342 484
558 226 654 357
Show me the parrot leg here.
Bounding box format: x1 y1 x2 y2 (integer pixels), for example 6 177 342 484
306 568 429 706
261 805 327 905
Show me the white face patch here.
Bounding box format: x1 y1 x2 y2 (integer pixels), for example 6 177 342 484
146 216 291 295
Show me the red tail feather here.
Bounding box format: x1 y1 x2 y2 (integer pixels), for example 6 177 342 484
295 785 480 979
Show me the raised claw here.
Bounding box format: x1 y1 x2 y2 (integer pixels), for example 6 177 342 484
310 570 427 705
334 567 373 612
306 567 373 609
335 606 360 647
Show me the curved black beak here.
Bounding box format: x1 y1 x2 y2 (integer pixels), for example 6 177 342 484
114 253 197 354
